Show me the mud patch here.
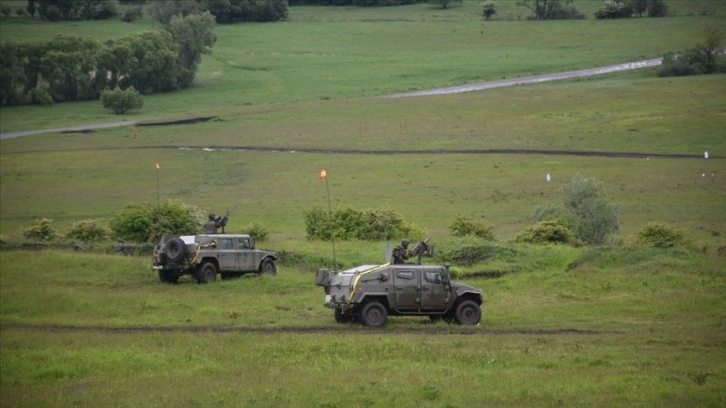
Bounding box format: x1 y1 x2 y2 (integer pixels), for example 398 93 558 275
137 116 217 127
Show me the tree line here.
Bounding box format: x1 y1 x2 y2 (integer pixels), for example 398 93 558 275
18 0 288 23
0 11 216 106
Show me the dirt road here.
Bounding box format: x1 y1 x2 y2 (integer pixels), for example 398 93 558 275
0 58 662 140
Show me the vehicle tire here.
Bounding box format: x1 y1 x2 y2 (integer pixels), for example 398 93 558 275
158 269 179 284
259 259 277 276
196 262 217 284
165 237 186 263
360 301 387 327
454 300 481 325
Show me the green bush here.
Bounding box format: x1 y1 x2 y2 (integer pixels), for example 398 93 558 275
110 200 204 243
636 222 690 248
516 219 574 244
65 219 112 242
120 6 143 22
100 86 143 115
449 216 495 240
22 218 57 242
557 174 619 245
304 206 424 241
243 222 269 242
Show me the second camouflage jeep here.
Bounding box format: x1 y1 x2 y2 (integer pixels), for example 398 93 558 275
315 263 484 327
152 234 277 284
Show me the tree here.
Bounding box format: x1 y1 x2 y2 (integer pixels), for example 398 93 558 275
515 0 574 20
100 86 144 114
630 0 647 17
697 24 723 73
647 0 666 17
482 1 496 20
167 11 217 88
532 174 620 245
557 174 620 245
594 0 632 19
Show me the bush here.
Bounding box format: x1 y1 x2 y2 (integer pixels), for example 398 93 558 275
516 220 574 244
89 0 119 20
244 222 269 242
120 6 143 22
65 219 112 242
594 0 632 19
482 1 496 20
110 200 204 243
100 86 143 114
304 206 424 241
635 222 690 248
22 218 57 242
449 216 494 240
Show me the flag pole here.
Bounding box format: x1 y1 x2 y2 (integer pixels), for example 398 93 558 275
155 163 160 209
320 169 337 271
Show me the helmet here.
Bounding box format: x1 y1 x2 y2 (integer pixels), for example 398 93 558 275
208 213 215 220
401 239 410 247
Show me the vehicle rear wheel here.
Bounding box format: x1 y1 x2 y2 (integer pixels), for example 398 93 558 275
165 237 186 263
259 259 277 276
158 269 179 284
360 301 387 327
454 300 481 325
196 262 217 284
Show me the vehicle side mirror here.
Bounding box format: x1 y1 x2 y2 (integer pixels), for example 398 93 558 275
380 272 390 282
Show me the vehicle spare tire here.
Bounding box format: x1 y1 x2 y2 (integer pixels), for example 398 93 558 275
165 237 186 263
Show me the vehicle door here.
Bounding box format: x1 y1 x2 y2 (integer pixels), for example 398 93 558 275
218 238 237 271
236 237 255 271
419 268 450 312
392 269 420 311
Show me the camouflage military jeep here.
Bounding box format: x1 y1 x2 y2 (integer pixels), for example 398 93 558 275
315 263 483 327
152 234 277 284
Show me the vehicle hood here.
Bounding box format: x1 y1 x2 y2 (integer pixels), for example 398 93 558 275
450 281 484 303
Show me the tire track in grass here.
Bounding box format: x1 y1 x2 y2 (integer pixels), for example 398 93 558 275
1 323 601 336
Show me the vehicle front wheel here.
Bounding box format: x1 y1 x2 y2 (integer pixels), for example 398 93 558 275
334 308 350 323
360 301 387 327
454 300 481 325
259 259 277 276
196 262 217 284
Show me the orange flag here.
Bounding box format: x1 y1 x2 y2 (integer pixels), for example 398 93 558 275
319 169 327 179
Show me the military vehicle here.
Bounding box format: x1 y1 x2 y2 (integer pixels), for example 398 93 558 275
314 240 483 327
152 234 277 284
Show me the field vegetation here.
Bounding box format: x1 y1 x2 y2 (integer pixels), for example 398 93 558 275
1 1 725 407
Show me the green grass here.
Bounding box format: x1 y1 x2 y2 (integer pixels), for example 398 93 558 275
1 4 726 407
1 248 724 407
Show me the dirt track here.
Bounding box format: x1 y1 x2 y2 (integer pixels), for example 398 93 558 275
1 323 600 336
0 58 663 140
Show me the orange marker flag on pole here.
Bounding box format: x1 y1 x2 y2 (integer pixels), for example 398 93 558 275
319 169 327 179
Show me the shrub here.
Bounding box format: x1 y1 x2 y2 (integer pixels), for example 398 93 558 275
558 174 620 245
636 222 690 248
110 200 204 243
100 86 143 114
304 206 424 241
594 0 632 19
244 222 269 242
89 0 118 20
449 216 494 240
22 218 57 242
482 1 496 20
120 6 143 22
516 220 574 244
65 219 112 242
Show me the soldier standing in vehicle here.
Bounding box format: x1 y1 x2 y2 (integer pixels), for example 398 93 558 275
204 213 223 234
392 239 410 264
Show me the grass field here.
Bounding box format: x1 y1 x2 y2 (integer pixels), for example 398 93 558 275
1 2 726 407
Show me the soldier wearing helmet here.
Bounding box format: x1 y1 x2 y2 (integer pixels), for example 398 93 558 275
204 213 223 234
392 239 411 264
